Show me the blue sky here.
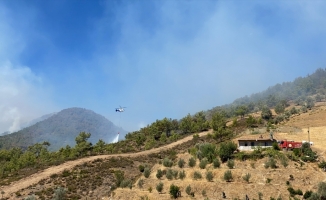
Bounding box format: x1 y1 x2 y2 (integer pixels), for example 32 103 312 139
1 0 326 133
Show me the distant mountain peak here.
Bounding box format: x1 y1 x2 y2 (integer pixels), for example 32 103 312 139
0 107 127 151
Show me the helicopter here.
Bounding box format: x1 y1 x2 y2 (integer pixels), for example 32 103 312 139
115 106 126 112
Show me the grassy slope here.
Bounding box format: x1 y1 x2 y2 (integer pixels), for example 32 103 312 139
4 105 326 200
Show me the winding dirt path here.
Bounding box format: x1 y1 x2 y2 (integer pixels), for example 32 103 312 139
1 130 212 198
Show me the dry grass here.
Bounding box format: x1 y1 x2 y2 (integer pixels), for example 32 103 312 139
111 152 326 200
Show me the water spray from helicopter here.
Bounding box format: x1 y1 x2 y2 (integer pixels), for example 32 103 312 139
111 106 126 143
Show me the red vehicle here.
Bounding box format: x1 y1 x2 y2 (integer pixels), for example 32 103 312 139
278 140 302 150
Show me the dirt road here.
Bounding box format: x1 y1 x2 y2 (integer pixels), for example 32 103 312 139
1 130 212 198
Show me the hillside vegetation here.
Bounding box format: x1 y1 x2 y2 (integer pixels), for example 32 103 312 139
1 69 326 199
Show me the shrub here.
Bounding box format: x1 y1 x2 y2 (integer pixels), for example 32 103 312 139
196 142 217 163
265 157 277 169
199 158 208 169
250 162 255 169
166 169 173 180
185 185 192 195
227 159 235 169
173 170 179 179
303 191 313 199
25 195 36 200
179 170 186 180
156 169 163 179
178 159 185 168
266 178 272 183
163 157 173 167
148 187 152 193
206 171 214 182
188 157 196 167
169 184 180 199
138 178 144 188
318 161 326 169
213 158 221 168
242 173 251 183
287 187 303 197
53 187 66 200
272 142 280 150
143 167 151 178
318 182 326 198
202 190 207 196
223 170 232 182
139 164 145 172
114 170 125 187
193 171 202 180
120 179 132 188
156 182 164 193
280 156 288 168
258 192 263 200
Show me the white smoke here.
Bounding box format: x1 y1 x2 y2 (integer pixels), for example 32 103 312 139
0 62 55 133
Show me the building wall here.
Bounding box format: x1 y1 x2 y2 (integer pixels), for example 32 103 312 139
238 140 274 151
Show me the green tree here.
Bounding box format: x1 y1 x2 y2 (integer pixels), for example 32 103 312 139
274 103 285 114
193 111 210 132
166 169 173 180
246 115 257 127
235 105 248 118
188 157 196 167
169 184 180 199
196 143 217 163
185 185 192 195
178 159 185 168
199 158 208 169
180 114 194 134
156 182 164 193
306 97 315 109
179 170 186 180
205 171 214 182
75 132 92 157
227 159 235 169
218 141 237 162
156 169 163 179
93 139 106 154
144 167 151 178
213 158 221 168
163 157 173 167
211 112 231 141
261 106 272 120
223 170 233 182
27 141 50 158
160 132 167 143
193 171 202 180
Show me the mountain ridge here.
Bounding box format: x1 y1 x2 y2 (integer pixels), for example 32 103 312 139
0 107 127 151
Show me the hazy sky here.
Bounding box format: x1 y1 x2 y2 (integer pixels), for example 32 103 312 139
1 0 326 133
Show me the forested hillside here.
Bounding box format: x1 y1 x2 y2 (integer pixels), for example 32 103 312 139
0 108 126 151
207 68 326 119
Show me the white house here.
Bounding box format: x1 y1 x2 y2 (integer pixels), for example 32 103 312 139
237 134 277 151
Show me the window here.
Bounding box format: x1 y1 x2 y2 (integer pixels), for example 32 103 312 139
251 142 255 146
244 142 248 146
